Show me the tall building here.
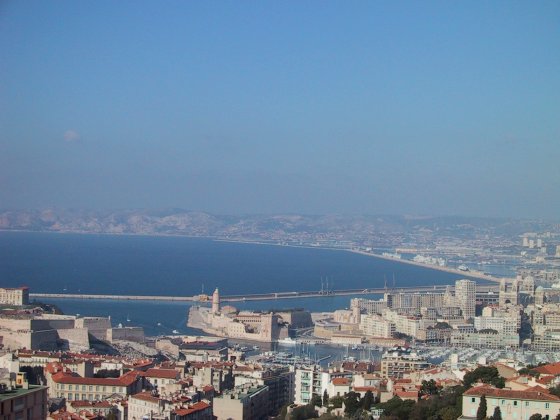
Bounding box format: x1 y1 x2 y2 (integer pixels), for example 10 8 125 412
455 279 476 320
212 288 220 314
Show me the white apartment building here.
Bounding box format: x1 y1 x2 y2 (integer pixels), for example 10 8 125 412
455 279 476 320
360 314 394 338
294 368 329 405
0 287 29 306
380 349 429 378
451 326 519 349
474 316 518 335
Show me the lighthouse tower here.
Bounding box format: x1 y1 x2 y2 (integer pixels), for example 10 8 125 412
212 288 220 314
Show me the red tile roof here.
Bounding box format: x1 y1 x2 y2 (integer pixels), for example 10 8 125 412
51 369 139 387
395 390 418 399
332 377 350 386
131 392 160 404
173 401 211 416
143 368 179 379
533 362 560 376
464 384 560 402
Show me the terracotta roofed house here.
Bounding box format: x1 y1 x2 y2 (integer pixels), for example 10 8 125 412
460 384 560 419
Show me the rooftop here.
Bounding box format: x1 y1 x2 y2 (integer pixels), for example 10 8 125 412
0 385 47 402
464 384 560 402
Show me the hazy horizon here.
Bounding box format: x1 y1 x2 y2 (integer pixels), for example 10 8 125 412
1 2 559 219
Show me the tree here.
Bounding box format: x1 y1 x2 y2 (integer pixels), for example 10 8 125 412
438 406 461 420
361 390 374 410
343 392 361 416
463 366 505 389
330 395 344 409
529 415 543 420
289 403 316 420
476 395 487 420
491 406 502 420
376 396 415 420
323 390 329 407
310 393 322 407
420 379 440 396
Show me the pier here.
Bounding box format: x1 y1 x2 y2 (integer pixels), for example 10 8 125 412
30 284 498 303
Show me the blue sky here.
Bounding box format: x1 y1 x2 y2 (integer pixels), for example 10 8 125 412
1 1 559 218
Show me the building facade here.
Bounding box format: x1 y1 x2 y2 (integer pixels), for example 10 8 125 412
0 287 29 306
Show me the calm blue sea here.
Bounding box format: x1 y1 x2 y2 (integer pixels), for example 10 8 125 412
0 231 480 336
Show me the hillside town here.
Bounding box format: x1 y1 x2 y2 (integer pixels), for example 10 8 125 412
2 265 560 420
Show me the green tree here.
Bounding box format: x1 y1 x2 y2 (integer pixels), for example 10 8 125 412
361 390 374 410
491 406 502 420
323 390 329 407
438 405 461 420
463 366 505 389
289 403 316 420
310 393 322 407
343 391 361 416
377 396 415 420
330 395 344 409
476 395 487 420
420 379 440 396
529 414 543 420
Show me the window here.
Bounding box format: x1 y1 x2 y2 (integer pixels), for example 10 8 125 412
68 385 73 391
501 400 505 405
546 403 550 409
82 385 86 391
514 401 517 406
89 386 93 391
471 398 476 403
96 386 99 391
525 402 529 406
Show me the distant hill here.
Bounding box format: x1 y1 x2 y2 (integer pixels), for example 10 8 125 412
1 209 556 250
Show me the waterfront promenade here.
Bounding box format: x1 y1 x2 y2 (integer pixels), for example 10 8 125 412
31 284 498 303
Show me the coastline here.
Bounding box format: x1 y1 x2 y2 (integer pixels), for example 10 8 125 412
348 249 509 283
